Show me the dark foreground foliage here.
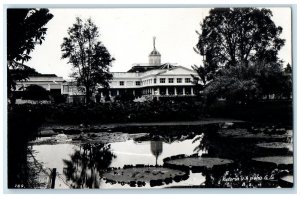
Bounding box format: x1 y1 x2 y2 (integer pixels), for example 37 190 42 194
7 106 46 188
12 101 205 124
8 99 292 125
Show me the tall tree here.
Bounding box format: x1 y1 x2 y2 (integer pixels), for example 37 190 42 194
195 8 285 69
7 8 53 103
61 17 114 104
193 8 287 103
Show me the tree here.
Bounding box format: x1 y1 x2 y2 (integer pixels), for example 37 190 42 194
63 143 114 188
204 64 260 104
8 63 41 90
61 17 114 104
204 61 288 104
255 61 288 99
191 63 215 96
284 63 292 74
22 85 49 102
193 8 287 103
7 9 53 103
283 63 292 99
195 8 285 69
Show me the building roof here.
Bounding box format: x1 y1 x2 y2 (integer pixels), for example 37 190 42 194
127 63 178 73
29 74 57 77
23 74 64 82
127 65 160 72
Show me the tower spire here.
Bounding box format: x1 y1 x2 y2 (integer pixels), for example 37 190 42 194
149 36 161 65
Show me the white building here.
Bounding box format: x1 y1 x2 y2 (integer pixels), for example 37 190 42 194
14 74 65 104
15 75 85 104
15 74 65 93
15 38 199 103
98 38 199 101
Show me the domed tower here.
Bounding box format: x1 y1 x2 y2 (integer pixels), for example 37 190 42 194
149 37 161 66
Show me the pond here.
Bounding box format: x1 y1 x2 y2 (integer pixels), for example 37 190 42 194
32 135 207 188
29 123 293 189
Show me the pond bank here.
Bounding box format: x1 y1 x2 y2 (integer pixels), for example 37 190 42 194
40 118 245 131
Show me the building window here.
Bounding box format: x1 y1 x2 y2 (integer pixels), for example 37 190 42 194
154 79 157 84
63 85 69 93
136 81 141 86
120 81 124 86
177 78 182 83
160 78 165 83
168 78 174 83
185 78 191 83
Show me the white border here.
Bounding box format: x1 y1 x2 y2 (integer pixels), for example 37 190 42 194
1 0 299 197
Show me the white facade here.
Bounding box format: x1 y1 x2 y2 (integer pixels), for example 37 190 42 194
16 75 65 93
106 65 198 98
99 38 199 99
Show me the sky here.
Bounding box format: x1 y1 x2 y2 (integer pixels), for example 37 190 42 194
25 7 292 79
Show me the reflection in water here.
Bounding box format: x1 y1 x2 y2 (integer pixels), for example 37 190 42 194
30 125 293 188
193 133 207 153
150 141 163 166
109 136 203 168
63 143 114 188
193 125 220 155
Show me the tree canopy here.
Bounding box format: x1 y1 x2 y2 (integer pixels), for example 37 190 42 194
61 17 114 104
204 62 288 103
7 9 53 64
8 63 40 90
193 8 290 103
195 8 285 69
7 9 53 104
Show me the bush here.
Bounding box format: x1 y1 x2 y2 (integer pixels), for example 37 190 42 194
8 99 292 125
17 101 205 124
22 85 49 101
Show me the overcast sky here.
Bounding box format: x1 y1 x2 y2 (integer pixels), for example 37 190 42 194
25 7 292 79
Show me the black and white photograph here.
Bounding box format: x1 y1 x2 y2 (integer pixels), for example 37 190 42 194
5 5 294 190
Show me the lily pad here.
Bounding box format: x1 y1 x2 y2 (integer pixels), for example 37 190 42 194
218 129 292 143
256 142 293 152
38 129 57 136
279 175 293 188
252 156 293 169
217 129 249 137
103 166 189 187
164 155 234 172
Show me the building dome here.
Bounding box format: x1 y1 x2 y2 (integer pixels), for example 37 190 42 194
149 49 161 56
149 37 161 65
